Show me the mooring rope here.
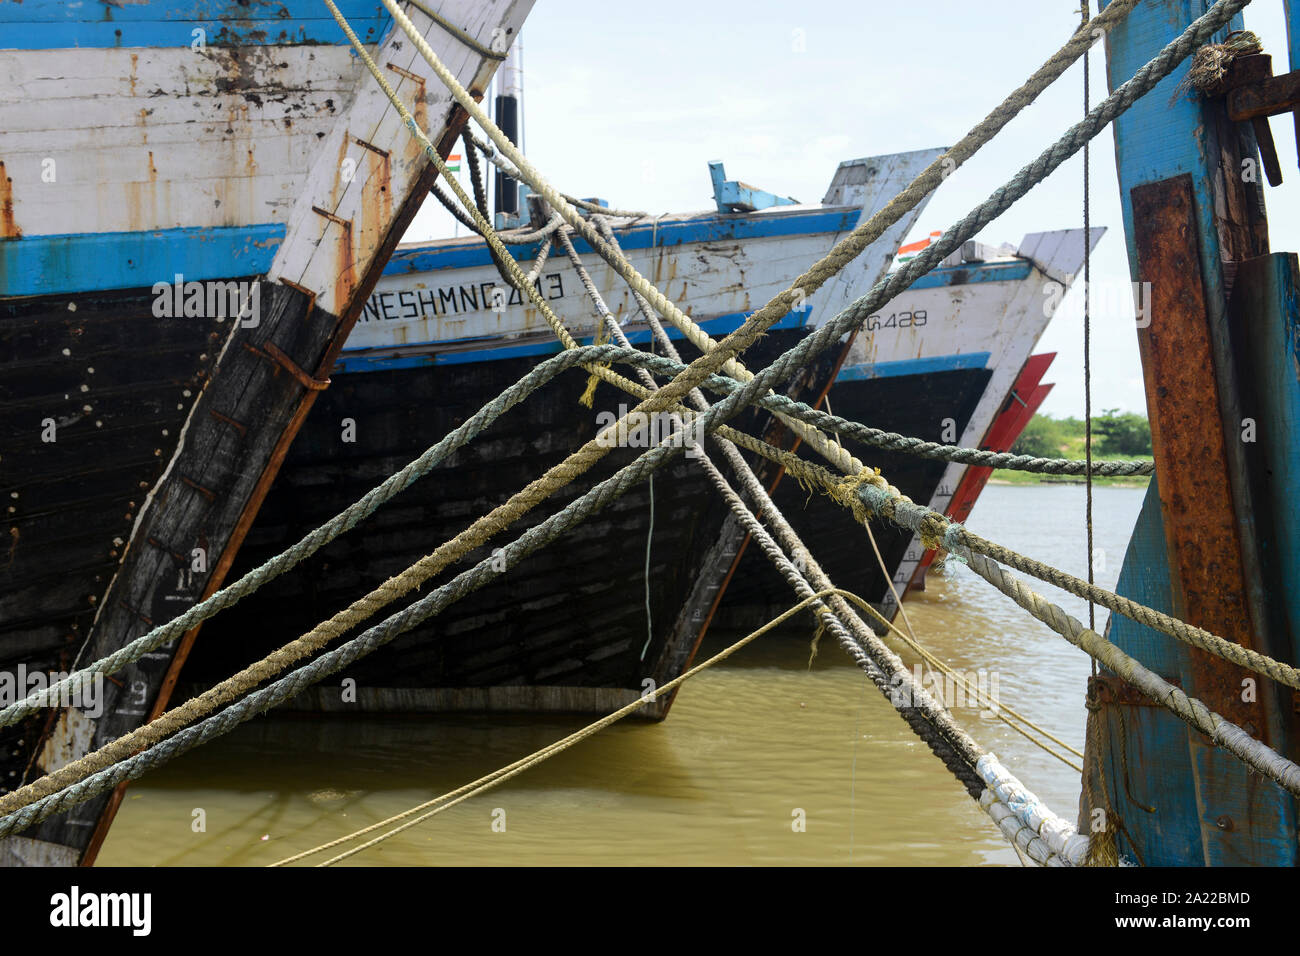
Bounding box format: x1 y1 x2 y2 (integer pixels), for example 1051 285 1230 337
3 0 1247 840
268 587 972 867
0 0 1159 736
378 0 1145 487
715 444 1300 799
552 223 1005 797
463 130 649 220
402 0 506 61
579 225 1085 814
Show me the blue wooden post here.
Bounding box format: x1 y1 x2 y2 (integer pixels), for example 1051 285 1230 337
708 161 798 213
1087 0 1298 866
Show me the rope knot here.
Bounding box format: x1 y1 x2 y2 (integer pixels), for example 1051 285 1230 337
831 468 888 524
578 321 613 408
1178 30 1262 97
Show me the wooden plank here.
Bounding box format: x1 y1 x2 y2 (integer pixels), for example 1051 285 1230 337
0 45 362 239
1 0 534 867
1227 254 1300 687
1092 0 1296 866
1226 69 1300 121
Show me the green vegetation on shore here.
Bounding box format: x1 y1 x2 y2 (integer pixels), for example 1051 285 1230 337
990 410 1153 487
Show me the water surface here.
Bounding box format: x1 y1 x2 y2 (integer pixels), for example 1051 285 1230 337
98 483 1145 866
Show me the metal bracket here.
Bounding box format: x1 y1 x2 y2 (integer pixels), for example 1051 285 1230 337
242 342 331 391
1224 54 1300 186
1088 674 1182 707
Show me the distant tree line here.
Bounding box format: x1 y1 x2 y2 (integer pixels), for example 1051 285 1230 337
1011 409 1152 458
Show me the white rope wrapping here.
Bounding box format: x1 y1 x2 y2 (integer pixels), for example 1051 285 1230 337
976 753 1089 865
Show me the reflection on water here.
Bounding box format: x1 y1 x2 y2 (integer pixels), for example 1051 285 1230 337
97 484 1145 866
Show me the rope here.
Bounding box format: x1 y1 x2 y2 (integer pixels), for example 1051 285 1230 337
496 212 564 245
586 217 1007 800
402 0 507 61
712 427 1300 695
955 547 1300 799
753 454 1300 796
5 0 1238 833
464 130 649 220
6 0 1157 736
1082 0 1097 641
266 588 906 866
378 0 1143 488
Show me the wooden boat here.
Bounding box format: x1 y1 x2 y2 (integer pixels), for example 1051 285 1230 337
1078 0 1300 866
0 0 536 866
173 150 944 715
714 229 1102 630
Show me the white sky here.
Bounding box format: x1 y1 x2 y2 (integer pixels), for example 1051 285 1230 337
403 0 1300 418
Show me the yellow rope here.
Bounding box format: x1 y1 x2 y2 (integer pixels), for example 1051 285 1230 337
271 588 884 866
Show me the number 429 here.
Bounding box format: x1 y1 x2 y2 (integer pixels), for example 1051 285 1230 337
866 310 927 331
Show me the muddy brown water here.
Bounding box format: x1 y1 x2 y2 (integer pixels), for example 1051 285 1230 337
97 483 1145 866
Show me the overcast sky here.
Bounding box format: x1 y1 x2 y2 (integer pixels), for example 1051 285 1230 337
404 0 1300 418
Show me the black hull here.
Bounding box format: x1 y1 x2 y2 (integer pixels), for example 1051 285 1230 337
715 366 993 627
178 329 836 715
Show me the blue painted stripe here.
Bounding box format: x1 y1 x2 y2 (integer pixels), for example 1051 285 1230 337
384 208 862 276
0 0 390 49
1288 0 1300 73
333 308 811 374
834 351 990 382
0 224 284 297
902 259 1031 290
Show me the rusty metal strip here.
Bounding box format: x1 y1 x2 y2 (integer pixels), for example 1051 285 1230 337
1088 674 1182 707
353 137 391 158
207 409 248 438
178 476 217 503
278 277 318 314
385 62 426 84
310 205 353 230
1131 174 1264 734
116 600 153 628
262 342 331 391
240 341 331 391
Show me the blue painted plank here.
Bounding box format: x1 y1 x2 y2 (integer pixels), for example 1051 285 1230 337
834 351 990 382
1233 255 1300 688
0 223 285 296
905 260 1030 290
1097 0 1295 866
383 208 862 276
1287 0 1300 73
708 160 798 213
334 308 810 372
0 0 390 48
1099 480 1205 866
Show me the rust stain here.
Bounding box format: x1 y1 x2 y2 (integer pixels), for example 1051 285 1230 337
331 129 350 210
1132 175 1261 733
0 162 20 239
334 217 356 309
361 149 392 246
129 52 138 97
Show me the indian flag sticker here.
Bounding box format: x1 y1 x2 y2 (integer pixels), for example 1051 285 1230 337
447 153 462 172
897 230 943 264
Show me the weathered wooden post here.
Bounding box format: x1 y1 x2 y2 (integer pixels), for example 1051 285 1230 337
1083 0 1300 865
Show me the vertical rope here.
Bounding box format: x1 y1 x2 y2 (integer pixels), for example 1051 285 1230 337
641 475 655 660
1082 0 1097 648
